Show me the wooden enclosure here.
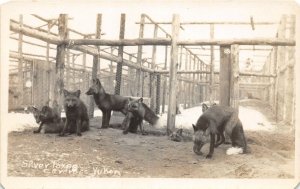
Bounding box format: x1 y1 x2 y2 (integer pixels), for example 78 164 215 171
8 14 296 131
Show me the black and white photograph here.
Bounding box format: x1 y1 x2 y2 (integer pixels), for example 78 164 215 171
0 0 299 188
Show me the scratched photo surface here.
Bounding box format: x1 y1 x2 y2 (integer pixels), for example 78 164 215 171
4 1 297 180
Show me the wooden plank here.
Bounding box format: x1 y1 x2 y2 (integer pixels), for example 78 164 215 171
162 41 168 113
150 25 158 110
178 38 295 46
167 14 180 134
11 22 296 46
18 15 23 106
219 45 231 106
136 21 277 25
136 14 145 96
230 45 240 110
115 14 126 95
54 14 68 112
209 24 215 104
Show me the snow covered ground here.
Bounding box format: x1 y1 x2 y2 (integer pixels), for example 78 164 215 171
6 103 276 133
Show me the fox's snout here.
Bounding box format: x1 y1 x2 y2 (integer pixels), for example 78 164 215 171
86 88 94 95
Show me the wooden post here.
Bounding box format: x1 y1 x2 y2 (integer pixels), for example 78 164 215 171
150 24 158 110
54 14 68 113
46 22 52 106
230 45 239 110
219 45 231 106
162 41 168 113
18 15 23 107
192 55 196 105
188 52 192 107
156 74 161 114
89 14 102 118
128 55 135 96
167 14 180 134
66 49 71 89
210 24 215 103
184 49 188 108
115 14 126 95
286 15 295 125
136 14 145 96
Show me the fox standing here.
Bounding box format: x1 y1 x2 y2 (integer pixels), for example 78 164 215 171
193 105 247 158
59 89 89 136
86 78 129 128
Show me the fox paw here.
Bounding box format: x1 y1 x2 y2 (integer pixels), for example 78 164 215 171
206 154 212 159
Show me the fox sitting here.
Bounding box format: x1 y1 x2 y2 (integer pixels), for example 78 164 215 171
59 89 89 136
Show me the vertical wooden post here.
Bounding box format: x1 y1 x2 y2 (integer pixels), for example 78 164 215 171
230 45 239 110
46 22 52 106
192 55 196 105
184 49 188 108
66 49 71 89
128 55 135 96
150 24 158 110
89 14 102 118
110 47 115 92
136 14 145 97
162 42 168 113
219 45 231 106
115 14 126 95
286 15 295 125
210 24 215 103
200 60 203 102
18 15 23 107
188 52 192 107
167 14 180 134
54 14 68 112
156 74 161 114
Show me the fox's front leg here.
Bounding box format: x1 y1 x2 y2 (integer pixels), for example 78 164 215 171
33 122 43 133
206 133 215 159
76 119 82 136
122 113 132 134
59 119 69 136
139 122 147 135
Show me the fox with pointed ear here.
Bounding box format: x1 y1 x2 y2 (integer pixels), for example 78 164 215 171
192 105 248 159
59 89 89 137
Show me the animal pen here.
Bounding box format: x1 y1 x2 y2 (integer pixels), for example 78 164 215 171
9 14 296 132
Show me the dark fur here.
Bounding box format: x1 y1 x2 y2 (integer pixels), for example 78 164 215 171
193 105 247 159
122 111 145 134
86 78 129 128
30 105 63 134
123 98 159 135
59 89 89 136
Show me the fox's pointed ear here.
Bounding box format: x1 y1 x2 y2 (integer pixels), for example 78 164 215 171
75 90 81 97
177 128 183 135
63 89 68 97
192 124 197 132
139 97 143 103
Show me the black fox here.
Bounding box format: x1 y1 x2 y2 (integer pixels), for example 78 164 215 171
193 105 247 159
30 105 64 134
86 78 129 128
59 89 89 136
123 97 159 135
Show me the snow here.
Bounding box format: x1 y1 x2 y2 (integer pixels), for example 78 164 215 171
6 104 276 133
